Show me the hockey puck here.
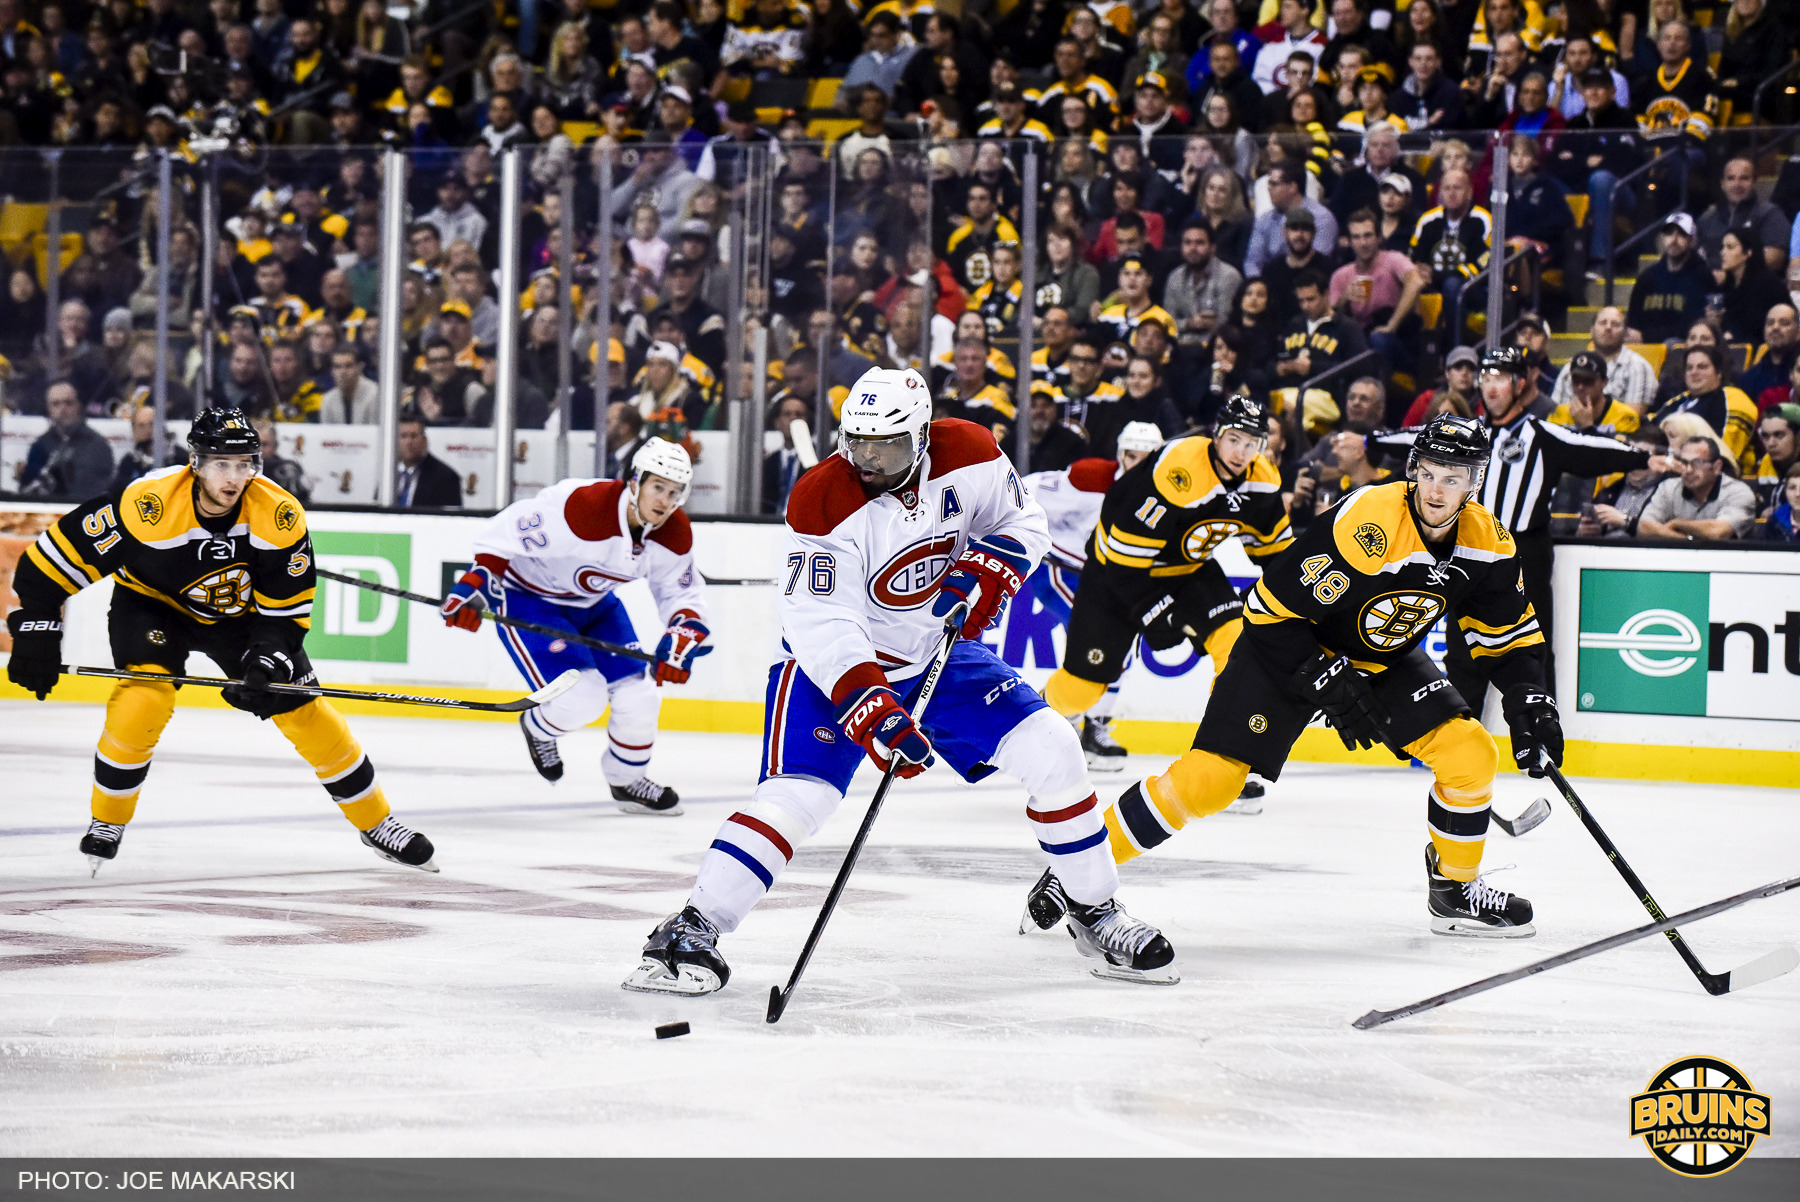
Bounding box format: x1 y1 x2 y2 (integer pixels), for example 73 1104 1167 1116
655 1022 691 1040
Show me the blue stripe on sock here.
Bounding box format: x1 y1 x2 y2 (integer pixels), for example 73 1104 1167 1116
1118 783 1169 850
1039 827 1109 855
711 839 774 888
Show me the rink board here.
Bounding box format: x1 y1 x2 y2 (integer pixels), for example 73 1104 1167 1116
3 503 1796 788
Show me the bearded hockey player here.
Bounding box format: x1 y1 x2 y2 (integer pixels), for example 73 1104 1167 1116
5 407 437 874
1021 420 1165 771
1037 394 1291 808
441 439 708 814
1029 413 1563 938
623 368 1176 995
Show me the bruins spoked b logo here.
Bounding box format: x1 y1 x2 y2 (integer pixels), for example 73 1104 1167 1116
1630 1056 1770 1177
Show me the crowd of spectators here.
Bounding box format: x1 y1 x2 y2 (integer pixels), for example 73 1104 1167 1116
0 0 1794 537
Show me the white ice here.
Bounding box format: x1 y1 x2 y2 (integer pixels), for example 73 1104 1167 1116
2 700 1796 1157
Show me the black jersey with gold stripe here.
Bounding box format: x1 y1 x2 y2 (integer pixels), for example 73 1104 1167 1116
1242 480 1543 685
1089 435 1292 601
14 465 316 651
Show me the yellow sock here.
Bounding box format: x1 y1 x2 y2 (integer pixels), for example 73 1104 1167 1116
1103 749 1249 863
1043 668 1108 718
271 700 390 830
1407 717 1498 882
90 666 176 825
1202 618 1240 668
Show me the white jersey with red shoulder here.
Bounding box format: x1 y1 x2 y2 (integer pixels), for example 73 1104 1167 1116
780 418 1049 699
470 477 705 619
1024 457 1117 570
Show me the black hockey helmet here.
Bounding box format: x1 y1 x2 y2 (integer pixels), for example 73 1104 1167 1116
1215 391 1270 441
1479 344 1529 378
187 406 261 458
1406 412 1490 493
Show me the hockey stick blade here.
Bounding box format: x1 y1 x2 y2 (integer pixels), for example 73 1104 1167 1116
765 985 787 1023
1493 797 1550 838
1353 873 1800 1029
514 669 582 711
1723 944 1800 993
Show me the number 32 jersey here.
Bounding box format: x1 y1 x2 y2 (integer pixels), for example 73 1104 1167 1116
1242 480 1543 679
779 419 1050 700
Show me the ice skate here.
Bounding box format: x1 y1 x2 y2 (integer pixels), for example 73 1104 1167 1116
1426 844 1533 937
520 714 563 782
1018 868 1069 933
1080 715 1128 773
612 776 682 815
1224 777 1265 815
1066 896 1179 984
79 819 124 877
360 815 439 872
622 906 730 995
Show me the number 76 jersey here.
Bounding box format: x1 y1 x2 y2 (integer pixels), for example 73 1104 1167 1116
777 419 1050 699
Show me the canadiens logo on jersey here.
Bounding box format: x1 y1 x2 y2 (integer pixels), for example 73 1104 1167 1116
868 534 959 610
575 565 631 594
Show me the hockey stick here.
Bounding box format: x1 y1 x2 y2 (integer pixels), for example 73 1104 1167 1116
1493 797 1550 838
766 607 966 1024
64 664 581 713
1353 874 1800 1028
315 567 656 663
1542 760 1799 995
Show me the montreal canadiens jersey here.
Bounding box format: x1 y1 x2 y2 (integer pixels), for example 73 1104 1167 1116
1024 457 1116 570
470 477 705 619
780 419 1049 701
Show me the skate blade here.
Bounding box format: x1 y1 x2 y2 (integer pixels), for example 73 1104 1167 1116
1083 753 1128 774
1223 796 1264 815
86 854 107 878
1089 962 1181 986
369 848 440 873
618 801 684 817
1430 916 1535 938
1018 903 1064 935
621 959 720 996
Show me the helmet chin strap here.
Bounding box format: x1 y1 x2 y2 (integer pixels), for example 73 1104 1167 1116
626 476 660 532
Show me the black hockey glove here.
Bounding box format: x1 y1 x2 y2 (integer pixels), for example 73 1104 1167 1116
1502 687 1562 778
223 646 296 720
5 609 64 700
1292 651 1394 754
1133 591 1191 652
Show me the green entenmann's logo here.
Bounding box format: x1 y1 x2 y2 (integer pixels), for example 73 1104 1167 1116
309 531 410 663
1577 569 1708 715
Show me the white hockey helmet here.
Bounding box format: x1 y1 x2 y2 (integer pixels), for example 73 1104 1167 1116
630 436 693 507
1115 421 1165 457
837 366 932 486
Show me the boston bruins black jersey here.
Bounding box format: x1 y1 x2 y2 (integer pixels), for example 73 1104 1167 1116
1090 435 1292 602
14 465 316 653
1242 480 1542 682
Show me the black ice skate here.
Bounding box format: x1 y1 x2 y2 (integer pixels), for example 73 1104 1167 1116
1019 868 1070 933
1225 777 1266 815
621 906 730 995
520 714 563 782
1066 897 1179 984
611 777 682 815
79 819 124 877
1080 716 1128 773
1426 844 1534 938
360 815 439 872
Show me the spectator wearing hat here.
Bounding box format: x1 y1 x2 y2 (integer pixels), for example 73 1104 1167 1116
1259 206 1328 329
1638 436 1758 541
655 85 708 171
1551 350 1642 437
1336 65 1408 138
1739 304 1799 404
698 100 779 188
268 219 326 310
1626 214 1715 345
1550 306 1658 416
978 82 1054 149
1402 344 1481 426
1330 124 1424 237
608 139 701 236
1549 68 1642 273
1124 73 1187 175
421 173 490 254
431 299 486 371
1373 172 1419 256
1244 163 1337 280
326 90 370 147
631 338 698 425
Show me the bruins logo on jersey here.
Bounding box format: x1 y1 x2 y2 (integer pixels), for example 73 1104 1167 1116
274 500 300 532
1166 467 1192 493
1428 234 1473 274
1035 281 1063 309
963 249 993 287
1353 523 1387 557
136 493 165 525
1361 591 1444 650
184 566 252 616
1183 520 1239 561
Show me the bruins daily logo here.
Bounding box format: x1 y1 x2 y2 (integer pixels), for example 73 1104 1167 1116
1630 1056 1769 1177
1353 523 1387 557
274 501 299 532
136 493 164 525
1360 591 1444 650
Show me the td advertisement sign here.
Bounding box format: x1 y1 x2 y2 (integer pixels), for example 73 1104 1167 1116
1576 567 1799 720
307 531 411 663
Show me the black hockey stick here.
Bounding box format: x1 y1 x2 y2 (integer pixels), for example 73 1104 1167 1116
1353 874 1800 1028
1542 760 1799 995
64 664 581 713
767 607 966 1024
316 567 656 663
1493 797 1550 837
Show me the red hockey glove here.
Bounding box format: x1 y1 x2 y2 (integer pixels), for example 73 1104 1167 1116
653 612 713 685
836 684 934 779
931 534 1031 639
440 564 503 631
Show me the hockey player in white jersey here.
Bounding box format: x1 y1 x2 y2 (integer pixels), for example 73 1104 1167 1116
1022 421 1164 772
440 439 711 813
623 368 1176 994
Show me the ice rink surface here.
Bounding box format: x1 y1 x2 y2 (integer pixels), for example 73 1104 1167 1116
2 700 1796 1158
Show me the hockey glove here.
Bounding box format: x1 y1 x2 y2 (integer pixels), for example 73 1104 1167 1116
223 645 298 719
1502 688 1562 778
1292 651 1394 754
653 612 713 686
5 609 63 700
441 564 503 631
836 684 934 779
932 535 1031 639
